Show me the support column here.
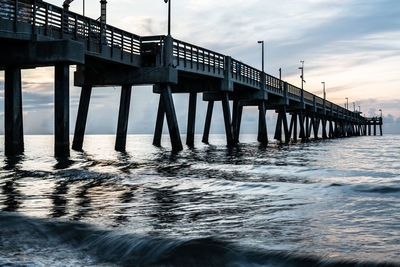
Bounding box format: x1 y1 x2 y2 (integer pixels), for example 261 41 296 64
115 85 132 152
282 108 290 144
305 115 310 139
322 119 327 139
4 67 24 156
161 84 183 151
329 120 334 138
293 113 298 142
202 101 214 144
153 96 165 147
274 111 282 142
186 92 197 147
54 64 70 157
72 85 92 151
380 122 383 136
299 112 306 142
221 93 234 146
374 123 377 136
257 102 268 144
368 124 371 136
232 100 242 144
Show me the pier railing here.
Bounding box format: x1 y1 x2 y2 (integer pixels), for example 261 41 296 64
0 0 141 61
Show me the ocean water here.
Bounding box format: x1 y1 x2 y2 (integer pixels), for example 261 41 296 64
0 134 399 266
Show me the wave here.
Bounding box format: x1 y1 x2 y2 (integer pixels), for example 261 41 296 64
353 185 400 194
1 212 399 267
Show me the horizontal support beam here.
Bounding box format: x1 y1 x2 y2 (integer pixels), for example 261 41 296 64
74 66 178 86
0 40 84 68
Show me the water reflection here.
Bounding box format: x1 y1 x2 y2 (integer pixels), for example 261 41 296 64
50 181 68 218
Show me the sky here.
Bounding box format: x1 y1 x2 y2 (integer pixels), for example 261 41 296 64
0 0 399 135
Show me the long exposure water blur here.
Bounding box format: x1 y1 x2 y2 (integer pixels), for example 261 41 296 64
0 134 399 266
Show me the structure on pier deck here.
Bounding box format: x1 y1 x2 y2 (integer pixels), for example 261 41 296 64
0 0 383 157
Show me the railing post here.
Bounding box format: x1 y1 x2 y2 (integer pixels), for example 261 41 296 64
164 35 174 67
283 82 288 105
222 56 233 92
32 0 37 36
121 32 124 60
14 0 18 32
74 14 78 40
313 96 316 112
87 19 91 51
111 28 114 57
60 8 64 38
130 36 133 63
45 3 49 36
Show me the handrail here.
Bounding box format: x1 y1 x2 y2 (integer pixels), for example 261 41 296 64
172 38 225 74
0 0 141 56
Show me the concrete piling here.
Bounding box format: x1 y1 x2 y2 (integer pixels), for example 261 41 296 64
54 64 70 157
72 85 92 151
186 92 197 147
4 67 24 156
202 101 214 144
115 85 132 152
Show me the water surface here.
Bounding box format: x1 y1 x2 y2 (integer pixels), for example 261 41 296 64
0 134 399 266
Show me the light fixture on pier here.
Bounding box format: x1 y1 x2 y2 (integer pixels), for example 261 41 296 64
345 97 349 109
257 41 265 73
321 81 326 100
164 0 171 36
299 61 305 90
379 109 383 118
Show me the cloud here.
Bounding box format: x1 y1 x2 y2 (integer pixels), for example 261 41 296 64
1 0 399 135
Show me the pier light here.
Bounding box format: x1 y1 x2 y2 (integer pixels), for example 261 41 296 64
379 109 382 118
257 41 265 73
358 106 361 113
353 102 355 112
164 0 171 36
299 61 305 90
345 97 348 109
321 82 326 100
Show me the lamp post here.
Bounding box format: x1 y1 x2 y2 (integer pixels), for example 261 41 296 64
358 106 361 113
164 0 171 36
299 61 305 90
299 61 305 104
379 109 382 118
321 82 326 100
345 97 348 109
257 41 265 73
353 102 355 112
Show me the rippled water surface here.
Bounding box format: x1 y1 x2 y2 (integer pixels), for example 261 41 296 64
0 134 399 266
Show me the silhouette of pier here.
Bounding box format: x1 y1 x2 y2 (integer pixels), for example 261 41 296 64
0 0 383 157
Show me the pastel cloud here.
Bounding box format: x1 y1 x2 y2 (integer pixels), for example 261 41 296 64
0 0 399 134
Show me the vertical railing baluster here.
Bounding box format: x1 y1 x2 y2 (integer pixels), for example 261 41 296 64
111 28 114 57
74 14 78 40
130 36 134 63
176 41 180 67
44 3 49 35
121 32 124 60
208 51 210 72
213 54 216 73
184 43 186 68
87 19 91 51
14 0 18 32
190 46 193 69
60 8 64 38
32 0 36 35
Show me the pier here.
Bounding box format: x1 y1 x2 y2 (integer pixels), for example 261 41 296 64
0 0 383 157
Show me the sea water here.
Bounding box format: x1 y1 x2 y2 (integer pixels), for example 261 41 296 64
0 134 399 266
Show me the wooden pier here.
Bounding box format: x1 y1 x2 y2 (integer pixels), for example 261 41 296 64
0 0 383 157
